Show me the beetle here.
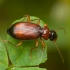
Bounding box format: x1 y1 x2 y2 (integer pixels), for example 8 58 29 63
7 15 57 46
7 15 65 62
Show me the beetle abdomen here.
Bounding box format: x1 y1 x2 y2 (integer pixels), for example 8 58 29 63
7 22 42 40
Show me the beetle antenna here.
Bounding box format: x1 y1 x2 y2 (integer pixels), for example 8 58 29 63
54 41 64 63
56 28 66 34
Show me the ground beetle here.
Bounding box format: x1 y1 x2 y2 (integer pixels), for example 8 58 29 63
6 15 66 62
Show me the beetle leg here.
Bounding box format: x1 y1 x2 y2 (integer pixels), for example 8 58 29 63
40 38 45 50
35 39 38 47
37 19 40 25
8 40 22 47
27 15 31 22
2 40 22 47
16 41 22 46
2 40 16 46
31 19 40 25
30 39 38 59
23 15 31 22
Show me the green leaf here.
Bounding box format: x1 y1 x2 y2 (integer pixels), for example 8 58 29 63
7 16 47 66
11 67 46 70
0 39 8 70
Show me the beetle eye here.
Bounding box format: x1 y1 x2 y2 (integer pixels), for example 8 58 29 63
49 30 57 41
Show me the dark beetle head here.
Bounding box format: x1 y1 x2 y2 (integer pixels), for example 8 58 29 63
49 30 58 41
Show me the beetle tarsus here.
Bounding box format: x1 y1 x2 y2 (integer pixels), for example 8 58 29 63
16 41 22 46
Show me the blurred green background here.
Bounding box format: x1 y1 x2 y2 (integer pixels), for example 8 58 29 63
0 0 69 70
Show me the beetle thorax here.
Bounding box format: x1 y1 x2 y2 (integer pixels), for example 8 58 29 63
41 26 50 40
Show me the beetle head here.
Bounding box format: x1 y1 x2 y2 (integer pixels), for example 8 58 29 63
49 30 58 41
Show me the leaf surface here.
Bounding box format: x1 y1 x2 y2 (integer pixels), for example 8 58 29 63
0 39 8 70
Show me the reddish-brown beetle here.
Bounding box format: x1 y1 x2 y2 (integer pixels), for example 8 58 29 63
6 15 65 62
